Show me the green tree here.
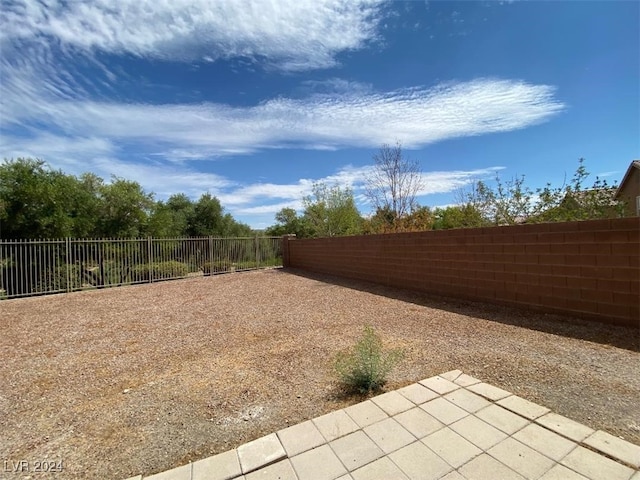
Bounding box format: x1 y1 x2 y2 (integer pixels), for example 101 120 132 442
97 178 154 238
185 193 251 237
148 194 196 237
531 158 623 222
432 205 487 230
302 183 363 237
456 175 533 226
364 205 435 233
0 158 99 239
445 158 624 229
265 207 310 237
220 213 252 237
187 193 224 236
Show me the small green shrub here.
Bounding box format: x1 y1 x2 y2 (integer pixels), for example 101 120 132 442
132 261 189 281
201 261 231 275
334 325 404 394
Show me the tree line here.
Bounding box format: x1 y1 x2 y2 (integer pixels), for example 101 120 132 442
0 151 624 242
265 144 624 237
0 158 252 239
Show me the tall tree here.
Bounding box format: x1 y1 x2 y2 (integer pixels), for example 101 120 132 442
97 178 154 237
302 183 363 237
365 142 424 229
0 158 96 239
148 194 195 237
188 193 224 236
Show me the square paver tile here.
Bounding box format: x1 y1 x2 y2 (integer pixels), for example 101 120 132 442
345 400 388 428
419 376 460 395
371 391 415 416
420 397 469 425
439 370 463 382
561 446 635 480
351 457 409 480
397 383 439 405
458 454 526 480
278 420 326 457
244 459 297 480
476 404 530 435
512 423 577 462
488 437 555 480
453 374 482 387
363 418 416 454
583 430 640 469
394 407 444 439
144 464 191 480
536 412 595 442
389 441 453 480
538 464 590 480
313 410 360 442
237 433 287 474
444 389 491 413
497 395 550 420
450 415 508 450
422 427 482 468
330 431 384 471
336 475 354 480
192 449 241 480
467 382 511 400
290 444 347 480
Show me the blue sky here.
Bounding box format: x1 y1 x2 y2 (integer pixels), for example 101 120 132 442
1 1 638 229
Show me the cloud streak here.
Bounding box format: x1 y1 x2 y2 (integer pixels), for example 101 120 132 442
2 79 564 160
1 0 385 71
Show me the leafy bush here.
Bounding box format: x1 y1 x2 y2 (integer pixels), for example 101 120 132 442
334 325 404 394
132 261 189 281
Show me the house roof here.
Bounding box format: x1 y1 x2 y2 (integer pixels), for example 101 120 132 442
615 160 640 199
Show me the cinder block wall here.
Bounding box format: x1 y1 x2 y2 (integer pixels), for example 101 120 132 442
284 218 640 327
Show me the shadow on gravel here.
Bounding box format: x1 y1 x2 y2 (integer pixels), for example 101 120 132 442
283 268 640 353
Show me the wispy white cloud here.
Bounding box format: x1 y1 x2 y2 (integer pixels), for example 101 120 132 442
1 0 385 71
1 77 564 161
417 167 505 195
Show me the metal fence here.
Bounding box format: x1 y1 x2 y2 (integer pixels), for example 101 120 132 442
0 236 282 299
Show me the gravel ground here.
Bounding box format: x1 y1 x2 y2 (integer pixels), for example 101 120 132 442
1 268 638 480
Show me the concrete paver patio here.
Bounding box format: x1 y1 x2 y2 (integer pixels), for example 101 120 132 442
132 370 640 480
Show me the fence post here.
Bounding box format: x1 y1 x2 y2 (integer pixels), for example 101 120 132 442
281 234 295 268
255 235 260 269
209 236 214 274
66 237 71 293
147 236 153 283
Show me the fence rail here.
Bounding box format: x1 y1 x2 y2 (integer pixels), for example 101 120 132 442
0 236 283 300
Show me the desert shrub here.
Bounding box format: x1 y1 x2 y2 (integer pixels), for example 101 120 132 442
201 261 231 275
132 261 189 281
334 325 404 394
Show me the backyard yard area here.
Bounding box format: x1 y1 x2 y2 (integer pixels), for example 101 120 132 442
1 268 638 479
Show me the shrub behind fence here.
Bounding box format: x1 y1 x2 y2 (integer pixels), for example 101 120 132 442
0 236 282 299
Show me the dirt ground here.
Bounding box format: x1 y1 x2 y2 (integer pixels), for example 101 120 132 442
1 268 638 479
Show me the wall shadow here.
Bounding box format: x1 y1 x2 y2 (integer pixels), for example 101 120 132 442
282 268 639 353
